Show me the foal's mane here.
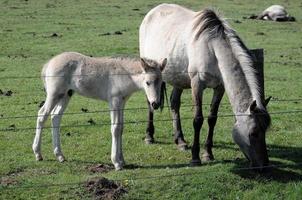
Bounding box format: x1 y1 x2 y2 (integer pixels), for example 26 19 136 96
193 9 262 108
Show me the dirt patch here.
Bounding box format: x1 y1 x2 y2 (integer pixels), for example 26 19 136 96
86 164 113 174
84 177 126 200
99 29 127 36
81 108 88 113
0 90 13 96
0 177 18 186
87 118 96 125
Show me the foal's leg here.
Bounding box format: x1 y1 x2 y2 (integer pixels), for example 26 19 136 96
202 85 224 162
170 87 188 150
32 94 59 161
190 79 205 166
109 97 125 170
145 99 155 144
50 94 70 162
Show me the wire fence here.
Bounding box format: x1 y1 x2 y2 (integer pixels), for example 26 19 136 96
1 109 302 132
0 96 302 115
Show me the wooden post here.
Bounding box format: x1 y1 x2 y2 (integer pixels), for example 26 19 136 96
250 48 264 101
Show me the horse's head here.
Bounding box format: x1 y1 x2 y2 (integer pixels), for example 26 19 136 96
140 58 167 110
232 98 271 171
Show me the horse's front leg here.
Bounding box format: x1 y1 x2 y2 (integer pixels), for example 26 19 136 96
170 87 188 150
202 85 224 162
190 78 205 166
145 99 155 144
109 97 125 170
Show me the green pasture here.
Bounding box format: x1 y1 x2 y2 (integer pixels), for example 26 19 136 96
0 0 302 199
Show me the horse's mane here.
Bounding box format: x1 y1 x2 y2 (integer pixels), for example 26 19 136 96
193 9 263 109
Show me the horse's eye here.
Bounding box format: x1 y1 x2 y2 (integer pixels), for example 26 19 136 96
146 81 150 86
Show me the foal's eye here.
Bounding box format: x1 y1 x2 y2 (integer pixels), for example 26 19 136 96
146 81 150 86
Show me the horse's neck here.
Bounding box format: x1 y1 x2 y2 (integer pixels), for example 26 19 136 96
212 39 256 114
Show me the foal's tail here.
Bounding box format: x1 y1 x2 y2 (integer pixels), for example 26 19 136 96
41 61 49 91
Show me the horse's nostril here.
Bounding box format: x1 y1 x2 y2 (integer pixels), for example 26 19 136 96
151 102 159 110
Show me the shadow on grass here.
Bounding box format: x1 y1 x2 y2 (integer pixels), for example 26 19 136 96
214 141 302 183
213 141 302 164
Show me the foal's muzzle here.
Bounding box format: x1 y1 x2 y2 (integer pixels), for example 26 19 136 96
151 102 160 110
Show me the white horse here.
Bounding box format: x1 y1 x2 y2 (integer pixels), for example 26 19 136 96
140 4 271 170
32 52 166 170
257 5 295 21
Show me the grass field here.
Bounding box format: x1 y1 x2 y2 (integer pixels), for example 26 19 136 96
0 0 302 199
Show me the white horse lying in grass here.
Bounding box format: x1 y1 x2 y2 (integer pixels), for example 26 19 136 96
257 5 295 21
32 52 166 170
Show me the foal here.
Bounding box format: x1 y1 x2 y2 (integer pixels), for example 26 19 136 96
32 52 166 170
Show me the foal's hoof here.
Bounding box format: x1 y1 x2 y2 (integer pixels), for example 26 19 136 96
190 159 202 167
57 155 66 163
177 143 189 151
201 153 214 162
35 154 43 161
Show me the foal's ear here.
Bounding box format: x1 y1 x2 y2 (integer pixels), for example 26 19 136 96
160 58 167 71
264 96 272 107
249 100 257 113
140 58 149 72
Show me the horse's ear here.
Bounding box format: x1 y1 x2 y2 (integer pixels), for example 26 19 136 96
160 58 167 71
249 100 257 113
264 96 272 107
140 58 149 72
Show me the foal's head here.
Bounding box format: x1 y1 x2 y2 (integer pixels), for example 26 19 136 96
140 58 167 110
232 98 271 171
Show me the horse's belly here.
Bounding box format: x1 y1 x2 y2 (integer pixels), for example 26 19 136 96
72 76 109 101
163 62 191 88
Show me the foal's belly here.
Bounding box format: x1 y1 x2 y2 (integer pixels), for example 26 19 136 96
71 76 110 101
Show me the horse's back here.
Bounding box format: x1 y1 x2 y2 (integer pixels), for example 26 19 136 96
140 4 195 59
140 4 196 88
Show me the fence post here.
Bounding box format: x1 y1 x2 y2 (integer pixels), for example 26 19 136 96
250 48 264 101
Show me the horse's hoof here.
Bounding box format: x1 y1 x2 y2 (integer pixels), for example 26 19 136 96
35 154 43 161
177 143 189 151
190 159 202 167
57 155 66 163
114 164 123 171
145 138 155 145
201 153 214 162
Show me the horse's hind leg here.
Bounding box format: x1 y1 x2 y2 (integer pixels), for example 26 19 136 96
202 85 224 162
32 94 60 161
50 93 71 162
170 87 188 150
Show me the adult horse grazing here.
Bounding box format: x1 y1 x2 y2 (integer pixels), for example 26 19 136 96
140 4 271 169
32 52 166 170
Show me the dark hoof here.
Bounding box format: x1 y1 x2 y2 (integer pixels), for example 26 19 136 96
177 143 189 151
145 138 155 145
201 153 214 162
190 159 202 167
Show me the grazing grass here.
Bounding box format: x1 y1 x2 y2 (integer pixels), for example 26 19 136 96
0 0 302 199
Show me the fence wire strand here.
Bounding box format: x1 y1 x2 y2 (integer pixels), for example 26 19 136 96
1 109 302 132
